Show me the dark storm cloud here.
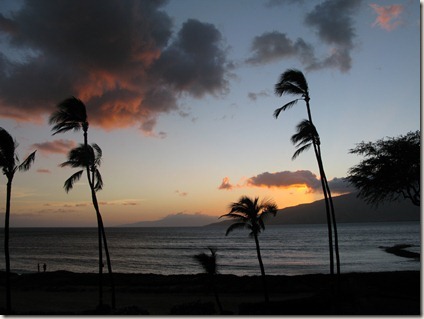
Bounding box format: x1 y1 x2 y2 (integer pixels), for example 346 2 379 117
0 1 231 135
153 19 230 98
304 0 362 72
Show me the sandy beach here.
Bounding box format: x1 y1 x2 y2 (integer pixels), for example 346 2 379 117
0 270 419 315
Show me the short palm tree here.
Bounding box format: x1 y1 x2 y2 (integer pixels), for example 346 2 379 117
193 247 223 314
51 97 115 309
0 127 36 314
220 196 277 303
274 69 340 276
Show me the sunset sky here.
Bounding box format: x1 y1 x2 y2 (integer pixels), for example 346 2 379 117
0 0 420 227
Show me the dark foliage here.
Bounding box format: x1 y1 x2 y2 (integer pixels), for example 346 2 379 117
347 131 420 206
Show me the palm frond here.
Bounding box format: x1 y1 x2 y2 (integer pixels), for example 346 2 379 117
275 69 308 97
292 143 313 160
60 144 94 169
273 99 299 118
193 247 218 275
0 127 18 170
63 170 84 193
225 222 247 236
49 97 88 135
92 143 102 166
18 150 36 172
93 169 103 192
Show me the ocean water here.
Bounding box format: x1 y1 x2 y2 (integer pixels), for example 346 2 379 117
0 222 420 276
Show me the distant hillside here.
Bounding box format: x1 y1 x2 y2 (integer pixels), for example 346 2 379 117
208 193 420 227
120 212 219 227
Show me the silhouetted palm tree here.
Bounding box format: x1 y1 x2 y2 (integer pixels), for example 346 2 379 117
220 196 277 303
274 69 340 276
0 128 36 314
193 247 223 314
60 143 115 308
50 97 115 309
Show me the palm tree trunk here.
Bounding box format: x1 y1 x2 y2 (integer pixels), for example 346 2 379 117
86 168 103 307
313 143 334 275
254 234 269 303
305 100 335 276
99 214 116 309
4 178 12 314
325 177 340 275
315 142 340 276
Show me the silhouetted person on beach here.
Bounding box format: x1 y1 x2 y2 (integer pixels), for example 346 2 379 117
38 263 40 273
43 263 46 272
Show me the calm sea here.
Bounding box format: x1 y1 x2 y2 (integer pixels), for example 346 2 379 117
0 222 420 276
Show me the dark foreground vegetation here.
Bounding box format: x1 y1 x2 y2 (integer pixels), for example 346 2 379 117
0 270 419 315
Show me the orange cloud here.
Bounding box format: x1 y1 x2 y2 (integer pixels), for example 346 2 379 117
369 3 403 31
218 177 234 190
0 3 231 136
219 171 354 194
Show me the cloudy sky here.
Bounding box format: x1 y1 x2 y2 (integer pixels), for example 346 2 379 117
0 0 419 227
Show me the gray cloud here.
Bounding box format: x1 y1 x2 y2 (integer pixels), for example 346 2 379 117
0 1 231 135
304 0 362 72
246 31 315 66
249 0 362 72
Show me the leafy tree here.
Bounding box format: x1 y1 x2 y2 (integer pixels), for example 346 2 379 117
50 97 115 309
274 69 340 276
220 196 277 303
193 247 223 314
0 128 36 314
347 131 420 206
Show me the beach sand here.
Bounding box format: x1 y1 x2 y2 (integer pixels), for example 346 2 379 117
0 270 420 315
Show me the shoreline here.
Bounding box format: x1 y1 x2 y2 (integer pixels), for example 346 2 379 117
0 270 420 315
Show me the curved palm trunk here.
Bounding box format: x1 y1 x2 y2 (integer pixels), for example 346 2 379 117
319 157 340 276
253 234 269 303
4 178 12 314
84 128 115 309
98 213 116 309
314 137 340 276
306 99 335 276
87 169 103 307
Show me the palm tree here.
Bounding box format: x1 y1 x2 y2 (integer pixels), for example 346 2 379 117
60 143 115 309
274 69 340 276
50 97 115 309
193 247 223 314
0 128 36 314
220 196 277 303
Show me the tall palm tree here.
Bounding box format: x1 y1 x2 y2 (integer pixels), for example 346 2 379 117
193 247 223 314
274 69 340 276
220 196 277 303
60 143 115 308
0 128 36 314
50 97 115 309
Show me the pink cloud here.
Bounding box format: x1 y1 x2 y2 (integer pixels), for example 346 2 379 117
36 168 51 174
31 139 76 155
218 177 234 190
369 3 403 31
